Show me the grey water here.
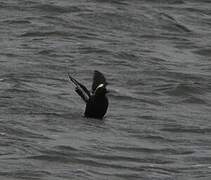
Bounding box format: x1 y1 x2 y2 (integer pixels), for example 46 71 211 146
0 0 211 179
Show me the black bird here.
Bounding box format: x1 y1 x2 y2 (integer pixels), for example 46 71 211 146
68 70 108 119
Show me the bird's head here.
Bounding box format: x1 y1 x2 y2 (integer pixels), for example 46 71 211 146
94 84 108 97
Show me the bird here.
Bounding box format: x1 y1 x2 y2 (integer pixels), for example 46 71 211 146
68 70 108 119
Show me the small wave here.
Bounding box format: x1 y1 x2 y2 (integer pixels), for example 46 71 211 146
163 82 206 98
172 22 191 33
181 96 207 104
3 19 31 24
161 126 211 134
94 0 128 5
37 49 55 55
134 133 176 143
167 83 196 95
32 147 80 160
185 156 211 164
0 124 50 140
144 0 184 4
110 87 162 105
32 4 82 14
0 52 21 57
20 31 70 37
78 46 111 55
0 170 51 180
161 70 207 82
159 12 192 33
111 92 162 106
28 154 70 163
55 145 78 152
28 147 172 172
193 48 211 57
111 146 193 155
114 51 139 61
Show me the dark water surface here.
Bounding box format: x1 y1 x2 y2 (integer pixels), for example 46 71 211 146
0 0 211 179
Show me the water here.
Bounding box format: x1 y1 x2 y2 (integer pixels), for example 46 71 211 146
0 0 211 179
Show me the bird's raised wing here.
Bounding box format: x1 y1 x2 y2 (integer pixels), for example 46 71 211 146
91 70 107 93
68 73 91 99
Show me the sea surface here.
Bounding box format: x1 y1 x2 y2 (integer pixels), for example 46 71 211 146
0 0 211 179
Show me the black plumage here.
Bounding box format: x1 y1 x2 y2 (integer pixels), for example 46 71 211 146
68 70 108 119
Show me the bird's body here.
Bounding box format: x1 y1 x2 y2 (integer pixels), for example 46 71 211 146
85 93 108 119
68 70 108 119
